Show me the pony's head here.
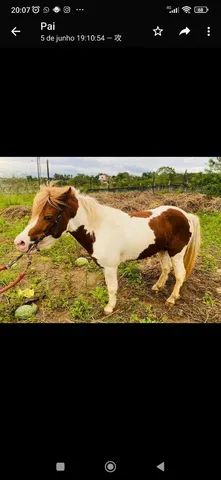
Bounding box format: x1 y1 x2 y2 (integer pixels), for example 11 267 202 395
14 185 79 252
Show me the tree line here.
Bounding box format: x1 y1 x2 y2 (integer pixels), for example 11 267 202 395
1 158 221 196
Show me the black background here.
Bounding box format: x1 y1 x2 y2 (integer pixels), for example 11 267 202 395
1 6 221 477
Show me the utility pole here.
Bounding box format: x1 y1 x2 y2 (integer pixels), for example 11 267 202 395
36 157 41 187
46 159 50 182
152 171 156 194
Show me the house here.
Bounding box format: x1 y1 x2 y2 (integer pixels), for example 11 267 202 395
98 173 110 184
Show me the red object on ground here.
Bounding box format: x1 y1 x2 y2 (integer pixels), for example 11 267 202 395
0 265 7 272
0 271 26 294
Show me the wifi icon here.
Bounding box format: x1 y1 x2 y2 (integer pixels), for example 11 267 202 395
182 6 192 13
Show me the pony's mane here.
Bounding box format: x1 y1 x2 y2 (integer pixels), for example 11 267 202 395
78 193 102 228
31 182 75 218
31 183 102 227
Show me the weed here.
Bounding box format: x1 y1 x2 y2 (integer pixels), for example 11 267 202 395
40 235 77 265
69 297 93 321
44 295 70 310
119 262 143 284
86 260 100 272
203 292 215 307
129 313 141 322
129 303 158 323
0 269 20 288
201 254 217 272
90 286 108 305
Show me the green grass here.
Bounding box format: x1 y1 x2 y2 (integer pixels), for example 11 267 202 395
0 193 34 209
0 216 30 238
40 234 79 265
199 213 221 271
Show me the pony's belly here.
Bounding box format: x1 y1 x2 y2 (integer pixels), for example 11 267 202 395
125 232 159 261
93 219 156 266
120 242 157 262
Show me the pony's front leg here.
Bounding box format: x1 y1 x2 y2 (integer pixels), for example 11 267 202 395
104 266 118 314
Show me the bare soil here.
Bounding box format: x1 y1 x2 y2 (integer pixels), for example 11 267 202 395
0 206 31 219
91 191 221 213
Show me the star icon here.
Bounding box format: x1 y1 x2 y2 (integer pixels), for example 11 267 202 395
153 26 163 36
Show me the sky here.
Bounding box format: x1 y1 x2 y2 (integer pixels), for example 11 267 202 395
0 157 214 177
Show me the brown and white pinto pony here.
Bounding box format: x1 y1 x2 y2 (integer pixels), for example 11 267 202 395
14 185 201 313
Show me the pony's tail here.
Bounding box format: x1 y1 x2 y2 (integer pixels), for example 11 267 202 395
184 213 201 279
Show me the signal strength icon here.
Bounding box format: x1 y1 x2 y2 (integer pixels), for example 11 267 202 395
169 7 180 13
182 6 192 13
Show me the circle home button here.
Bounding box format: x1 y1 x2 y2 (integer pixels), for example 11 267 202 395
105 461 117 473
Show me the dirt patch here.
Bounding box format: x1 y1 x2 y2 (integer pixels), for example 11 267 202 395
0 206 31 219
1 193 220 220
35 307 71 323
91 191 221 213
140 260 221 323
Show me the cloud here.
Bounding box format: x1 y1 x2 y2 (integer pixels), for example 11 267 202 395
0 157 214 177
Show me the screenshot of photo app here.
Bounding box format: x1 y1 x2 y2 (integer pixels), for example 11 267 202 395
0 0 221 478
0 1 220 47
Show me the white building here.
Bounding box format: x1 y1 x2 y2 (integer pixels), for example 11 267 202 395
98 173 110 184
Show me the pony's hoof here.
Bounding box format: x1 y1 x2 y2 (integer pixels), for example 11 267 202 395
152 284 160 292
104 305 113 315
165 297 175 307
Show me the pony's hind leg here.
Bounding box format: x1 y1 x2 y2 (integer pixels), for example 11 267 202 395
152 251 172 292
104 266 118 314
166 247 187 305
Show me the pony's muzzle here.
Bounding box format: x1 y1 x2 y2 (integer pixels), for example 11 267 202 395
14 239 30 252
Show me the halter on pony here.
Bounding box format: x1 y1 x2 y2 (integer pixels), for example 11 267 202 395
0 206 64 294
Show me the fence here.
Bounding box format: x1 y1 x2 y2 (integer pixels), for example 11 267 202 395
88 183 195 193
0 179 216 196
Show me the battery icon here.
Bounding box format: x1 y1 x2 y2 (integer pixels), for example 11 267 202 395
194 6 209 13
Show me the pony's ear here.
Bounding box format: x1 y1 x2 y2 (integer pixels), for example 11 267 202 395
58 187 73 201
66 187 72 196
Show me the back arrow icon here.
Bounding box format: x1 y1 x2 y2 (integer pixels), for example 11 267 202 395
156 462 165 472
11 27 21 36
179 27 190 35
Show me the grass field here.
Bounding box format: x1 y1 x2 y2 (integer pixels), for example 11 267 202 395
0 191 221 323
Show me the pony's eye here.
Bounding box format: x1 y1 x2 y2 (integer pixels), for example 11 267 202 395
44 215 53 221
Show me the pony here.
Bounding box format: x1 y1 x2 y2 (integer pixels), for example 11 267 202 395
14 185 201 314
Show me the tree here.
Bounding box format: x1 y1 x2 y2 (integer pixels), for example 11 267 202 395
183 169 188 182
156 166 176 177
142 172 152 178
156 167 176 186
208 157 221 172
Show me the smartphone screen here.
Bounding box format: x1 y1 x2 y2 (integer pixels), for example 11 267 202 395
0 0 221 478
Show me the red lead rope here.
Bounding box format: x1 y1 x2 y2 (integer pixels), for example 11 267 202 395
0 256 32 294
0 269 26 294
